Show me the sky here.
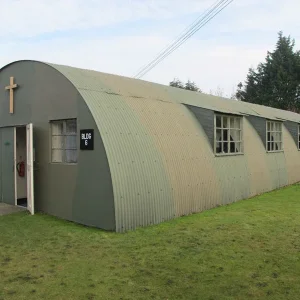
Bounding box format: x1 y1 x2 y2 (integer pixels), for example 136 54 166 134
0 0 299 97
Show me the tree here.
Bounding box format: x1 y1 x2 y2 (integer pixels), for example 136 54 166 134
236 31 300 112
169 78 184 89
185 80 201 92
209 85 224 97
169 78 201 92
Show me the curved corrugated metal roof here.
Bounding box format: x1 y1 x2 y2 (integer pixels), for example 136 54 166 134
2 60 299 122
47 62 300 123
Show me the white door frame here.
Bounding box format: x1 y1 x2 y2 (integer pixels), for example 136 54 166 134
13 127 17 205
26 123 34 215
13 124 35 214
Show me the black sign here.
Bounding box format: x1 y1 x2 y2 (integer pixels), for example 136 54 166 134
80 129 94 150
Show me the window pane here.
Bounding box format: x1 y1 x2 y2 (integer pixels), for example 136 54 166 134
52 136 64 149
267 122 271 131
66 119 77 134
235 142 241 153
52 149 63 162
235 118 241 129
299 127 300 149
238 130 242 141
230 142 235 153
223 117 228 128
65 135 77 150
216 129 222 142
277 132 282 142
230 117 235 129
223 129 229 141
216 116 221 128
276 122 281 131
223 142 229 153
52 122 63 135
66 150 77 163
230 129 238 142
216 141 222 153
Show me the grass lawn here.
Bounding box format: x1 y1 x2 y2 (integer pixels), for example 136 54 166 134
1 185 300 300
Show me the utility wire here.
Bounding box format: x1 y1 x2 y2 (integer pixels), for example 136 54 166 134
134 0 233 79
134 0 231 79
133 0 223 78
134 0 230 79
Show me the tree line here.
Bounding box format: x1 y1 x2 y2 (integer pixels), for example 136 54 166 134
169 32 300 113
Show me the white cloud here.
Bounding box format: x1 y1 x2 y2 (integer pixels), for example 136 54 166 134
0 34 274 97
222 0 300 33
0 0 299 97
0 0 212 38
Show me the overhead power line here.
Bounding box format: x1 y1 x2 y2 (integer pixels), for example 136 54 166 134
133 0 234 79
134 0 232 79
133 0 223 78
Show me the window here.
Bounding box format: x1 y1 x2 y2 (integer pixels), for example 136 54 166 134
215 114 243 155
266 120 283 152
298 124 300 150
51 119 77 163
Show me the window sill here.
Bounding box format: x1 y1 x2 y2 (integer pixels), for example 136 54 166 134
266 150 284 153
50 162 77 165
215 152 244 157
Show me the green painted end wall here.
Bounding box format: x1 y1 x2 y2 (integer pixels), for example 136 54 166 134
0 61 115 230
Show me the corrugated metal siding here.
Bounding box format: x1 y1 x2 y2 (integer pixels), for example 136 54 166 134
41 61 300 232
78 89 175 231
282 127 300 185
284 121 298 147
266 152 288 190
185 105 215 150
245 118 272 196
247 115 267 148
122 97 221 217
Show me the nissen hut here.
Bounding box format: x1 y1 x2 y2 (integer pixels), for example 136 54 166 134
0 60 300 232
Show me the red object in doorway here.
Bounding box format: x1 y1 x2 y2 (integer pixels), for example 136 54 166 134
17 161 25 177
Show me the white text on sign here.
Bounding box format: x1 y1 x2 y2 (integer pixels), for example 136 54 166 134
82 133 92 145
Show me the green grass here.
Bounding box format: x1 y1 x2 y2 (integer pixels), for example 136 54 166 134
1 185 300 300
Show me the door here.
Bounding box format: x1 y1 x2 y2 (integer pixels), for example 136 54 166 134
0 127 15 205
26 123 34 215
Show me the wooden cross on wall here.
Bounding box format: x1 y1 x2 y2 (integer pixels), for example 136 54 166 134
5 77 18 114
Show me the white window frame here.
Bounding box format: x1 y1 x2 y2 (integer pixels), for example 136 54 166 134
214 114 243 156
50 119 78 164
266 120 283 153
298 124 300 150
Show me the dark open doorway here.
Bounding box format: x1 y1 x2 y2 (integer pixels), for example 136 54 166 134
15 126 27 208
